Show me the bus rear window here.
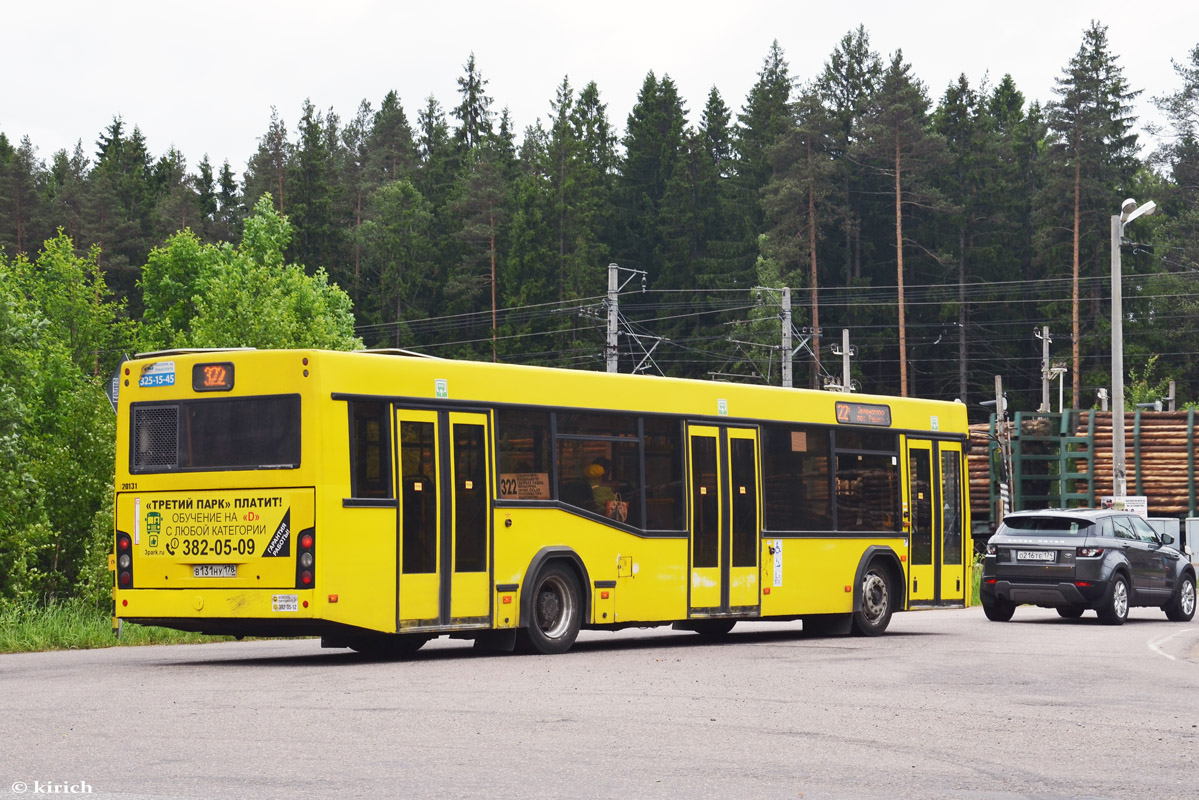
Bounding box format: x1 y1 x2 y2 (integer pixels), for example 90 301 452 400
131 396 301 473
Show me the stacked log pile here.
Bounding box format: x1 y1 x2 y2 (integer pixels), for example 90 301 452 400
1083 411 1194 516
966 412 1197 527
967 422 1001 526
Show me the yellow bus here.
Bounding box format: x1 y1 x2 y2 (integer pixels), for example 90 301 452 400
112 348 970 655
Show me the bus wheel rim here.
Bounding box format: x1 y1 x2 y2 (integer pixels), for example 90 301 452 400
862 570 888 622
536 574 574 639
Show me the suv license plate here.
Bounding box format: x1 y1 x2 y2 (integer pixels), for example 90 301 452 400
1016 550 1056 562
193 564 237 578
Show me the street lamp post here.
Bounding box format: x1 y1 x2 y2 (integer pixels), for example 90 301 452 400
1111 197 1156 499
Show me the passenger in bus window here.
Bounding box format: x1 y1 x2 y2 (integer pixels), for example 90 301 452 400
588 458 616 510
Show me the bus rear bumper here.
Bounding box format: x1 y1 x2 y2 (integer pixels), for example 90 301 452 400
116 587 317 631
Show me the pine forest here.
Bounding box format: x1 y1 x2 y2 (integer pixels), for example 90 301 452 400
2 23 1199 603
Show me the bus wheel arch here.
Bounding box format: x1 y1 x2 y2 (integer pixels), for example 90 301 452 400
851 547 903 636
517 547 590 655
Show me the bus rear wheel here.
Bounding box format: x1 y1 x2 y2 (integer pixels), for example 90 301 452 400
517 564 582 655
851 564 893 636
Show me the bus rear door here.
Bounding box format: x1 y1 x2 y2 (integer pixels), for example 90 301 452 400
395 408 491 630
905 437 965 606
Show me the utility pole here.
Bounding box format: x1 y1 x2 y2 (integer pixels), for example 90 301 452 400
781 287 792 389
829 329 855 393
606 263 619 374
1036 327 1052 413
988 375 1012 520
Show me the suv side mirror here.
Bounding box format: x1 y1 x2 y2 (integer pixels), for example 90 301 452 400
1162 533 1176 546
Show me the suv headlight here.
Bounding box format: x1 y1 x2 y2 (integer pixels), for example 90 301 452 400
986 543 997 555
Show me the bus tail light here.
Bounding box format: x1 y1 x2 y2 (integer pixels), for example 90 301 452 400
296 528 316 589
116 532 134 588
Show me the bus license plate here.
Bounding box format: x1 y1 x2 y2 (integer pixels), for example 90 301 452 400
193 564 237 578
1016 550 1055 562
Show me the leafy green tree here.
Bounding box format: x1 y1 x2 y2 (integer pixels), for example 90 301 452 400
141 196 360 351
187 195 360 350
138 228 222 350
0 232 129 601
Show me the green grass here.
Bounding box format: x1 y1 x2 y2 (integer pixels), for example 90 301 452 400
0 600 231 654
971 556 983 605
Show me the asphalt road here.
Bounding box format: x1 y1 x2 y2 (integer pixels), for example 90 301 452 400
2 606 1198 800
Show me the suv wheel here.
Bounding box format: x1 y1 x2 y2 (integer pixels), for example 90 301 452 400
1056 606 1085 619
1165 574 1197 622
982 595 1015 622
1098 575 1130 625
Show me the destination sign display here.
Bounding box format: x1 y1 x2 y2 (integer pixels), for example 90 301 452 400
193 362 234 392
835 401 892 427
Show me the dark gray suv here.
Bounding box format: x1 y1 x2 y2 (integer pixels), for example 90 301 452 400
980 509 1196 624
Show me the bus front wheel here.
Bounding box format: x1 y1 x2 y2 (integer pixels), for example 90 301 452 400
517 564 582 655
851 564 893 636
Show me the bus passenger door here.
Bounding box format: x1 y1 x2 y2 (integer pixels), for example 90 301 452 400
447 412 490 624
686 424 760 617
395 408 492 630
937 442 965 603
906 439 936 604
904 438 965 606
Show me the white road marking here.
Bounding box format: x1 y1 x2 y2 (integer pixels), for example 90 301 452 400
1147 628 1197 661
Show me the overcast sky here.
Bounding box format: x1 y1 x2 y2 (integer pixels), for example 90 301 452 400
6 1 1197 174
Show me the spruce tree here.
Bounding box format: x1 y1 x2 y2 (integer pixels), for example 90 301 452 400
287 100 344 275
1042 21 1140 407
817 26 883 286
857 50 946 397
243 107 290 212
761 86 838 387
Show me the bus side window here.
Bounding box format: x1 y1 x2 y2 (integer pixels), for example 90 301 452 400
761 424 833 533
833 430 899 532
349 401 392 499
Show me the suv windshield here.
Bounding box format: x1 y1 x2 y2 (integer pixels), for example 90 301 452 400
999 517 1093 535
